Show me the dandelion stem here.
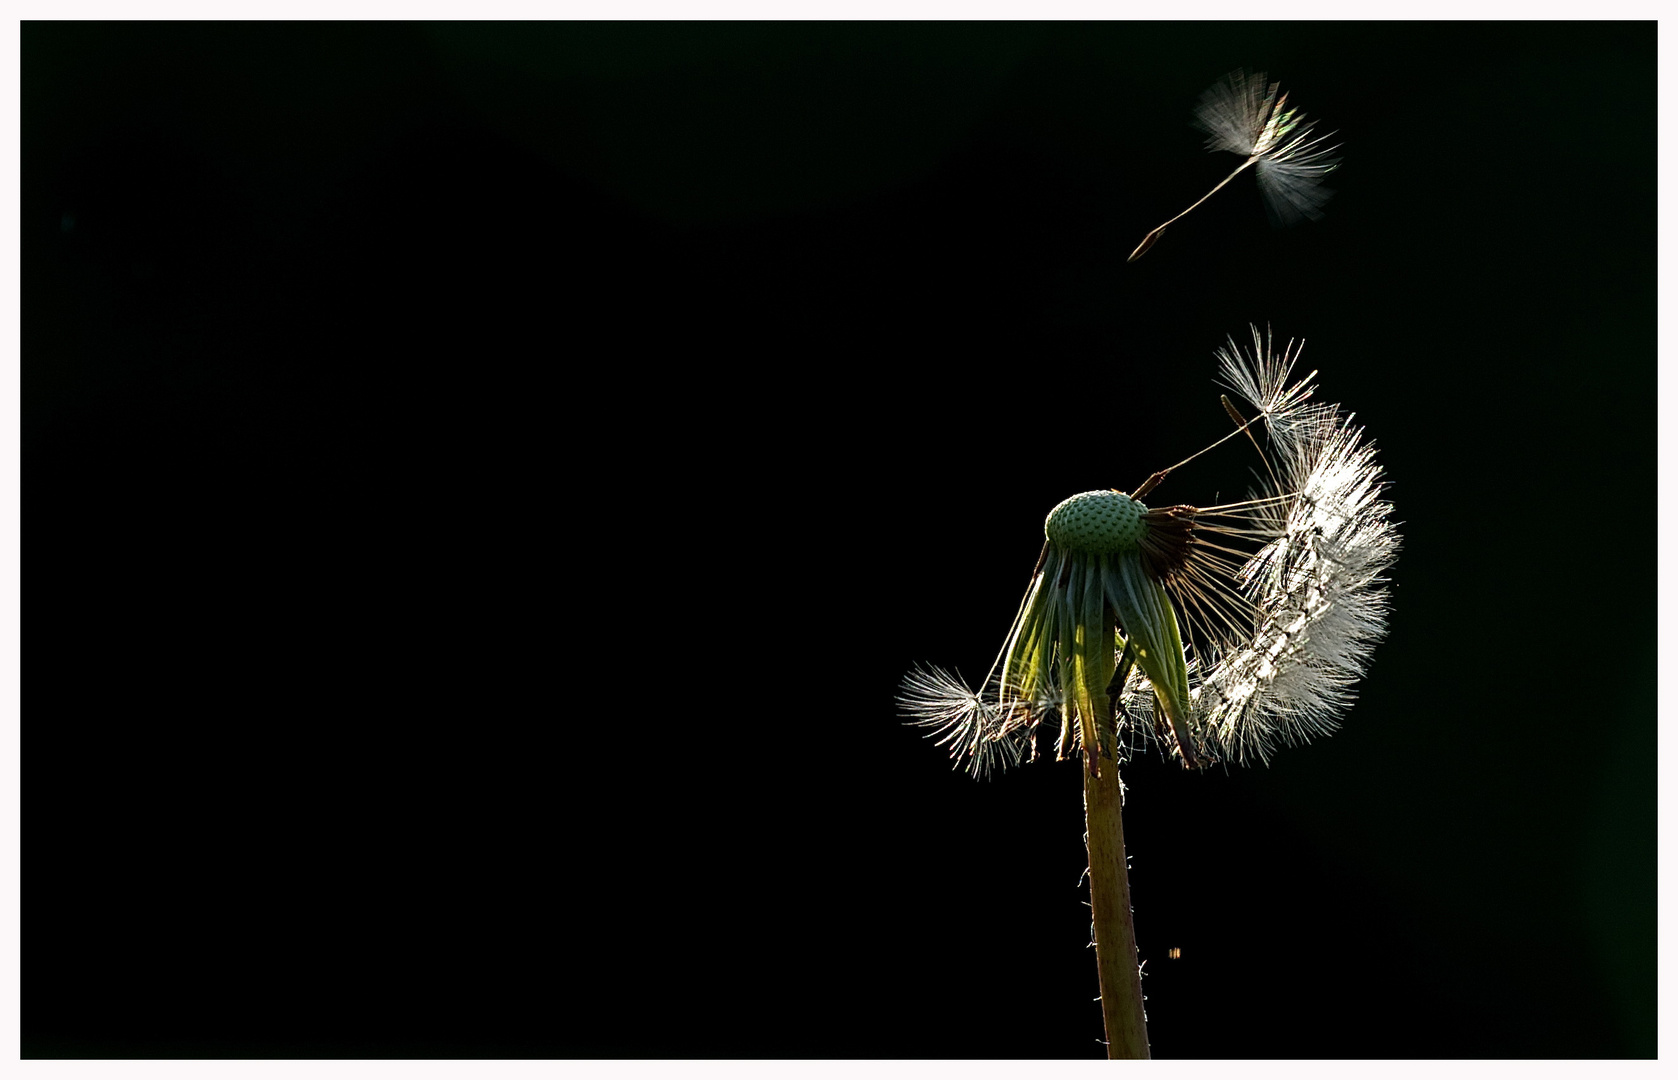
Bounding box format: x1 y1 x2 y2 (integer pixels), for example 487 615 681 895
1128 158 1256 261
1082 646 1150 1059
1084 746 1149 1059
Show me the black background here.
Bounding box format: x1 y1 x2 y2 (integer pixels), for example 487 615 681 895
25 22 1655 1059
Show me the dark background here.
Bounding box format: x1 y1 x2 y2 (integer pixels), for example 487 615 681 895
25 22 1655 1059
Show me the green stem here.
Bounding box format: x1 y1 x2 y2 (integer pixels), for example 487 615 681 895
1083 745 1149 1059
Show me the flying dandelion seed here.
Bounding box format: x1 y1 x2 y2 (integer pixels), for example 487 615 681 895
1129 71 1341 261
898 329 1397 1058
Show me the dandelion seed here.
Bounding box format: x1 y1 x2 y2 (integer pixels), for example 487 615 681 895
1128 71 1341 260
1216 325 1326 447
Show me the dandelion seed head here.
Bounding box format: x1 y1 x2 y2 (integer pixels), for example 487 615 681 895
901 327 1396 776
1046 491 1148 554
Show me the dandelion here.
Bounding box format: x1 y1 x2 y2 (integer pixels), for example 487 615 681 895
1129 71 1341 260
899 329 1397 1057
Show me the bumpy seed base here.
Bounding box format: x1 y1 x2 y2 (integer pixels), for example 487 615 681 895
1045 490 1148 554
